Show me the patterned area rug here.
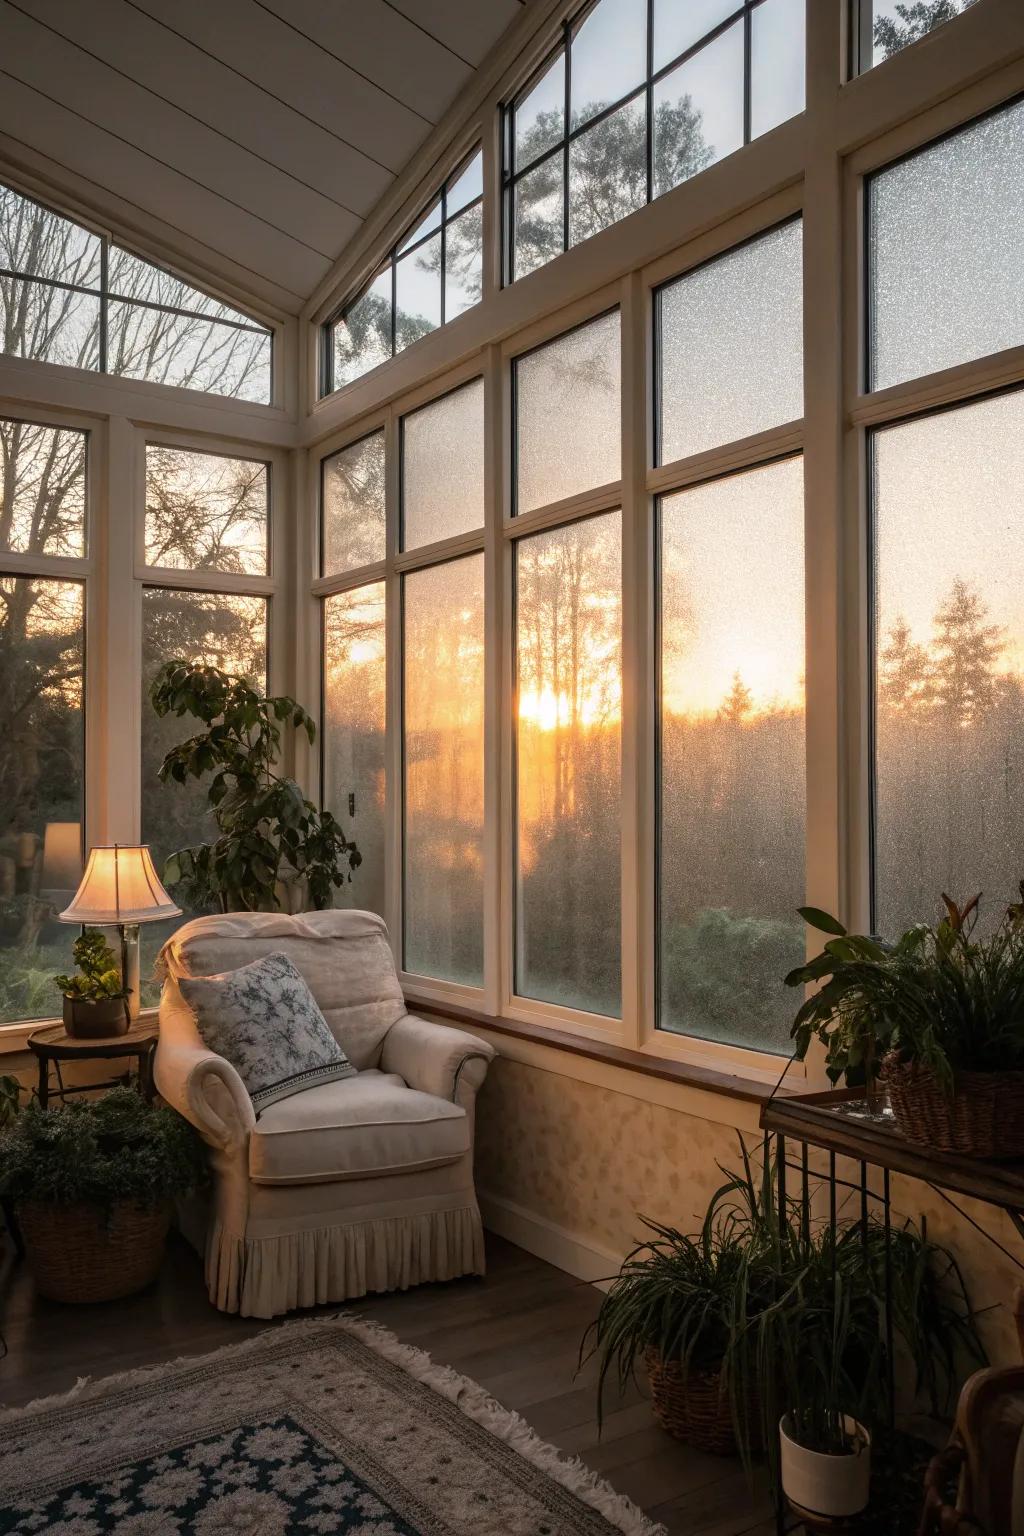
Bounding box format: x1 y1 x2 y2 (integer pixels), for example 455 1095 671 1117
0 1316 664 1535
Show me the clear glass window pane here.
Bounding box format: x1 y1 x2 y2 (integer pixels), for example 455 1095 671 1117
868 100 1024 391
403 556 485 985
513 154 565 280
751 0 806 138
653 21 743 199
140 588 267 1002
569 96 646 248
653 0 737 72
0 576 84 1023
322 430 386 576
515 512 622 1016
396 237 441 353
145 445 268 576
570 0 647 130
402 380 484 550
444 204 483 321
657 220 803 464
515 52 566 171
0 417 87 558
108 301 271 403
0 183 101 288
323 583 386 919
515 311 620 514
397 200 442 256
333 268 392 389
873 390 1024 938
447 150 483 216
108 247 260 327
867 0 980 72
659 458 805 1052
0 275 100 372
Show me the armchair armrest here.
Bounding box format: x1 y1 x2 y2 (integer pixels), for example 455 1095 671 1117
154 984 255 1151
380 1013 495 1106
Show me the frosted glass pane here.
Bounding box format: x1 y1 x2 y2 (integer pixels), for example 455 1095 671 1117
569 97 646 248
0 417 86 558
653 0 737 72
396 238 441 353
145 445 268 575
516 512 622 1016
402 380 483 549
515 53 565 171
873 390 1024 938
653 20 743 198
513 153 564 280
751 0 805 138
515 311 620 514
869 100 1024 390
444 204 483 320
658 220 803 463
571 0 646 130
868 0 980 71
333 268 391 389
0 576 84 1022
403 556 485 985
659 458 805 1052
323 583 386 919
322 431 385 576
140 587 266 1003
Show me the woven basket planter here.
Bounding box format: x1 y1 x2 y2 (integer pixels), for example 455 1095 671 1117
883 1054 1024 1159
645 1347 757 1457
18 1200 170 1304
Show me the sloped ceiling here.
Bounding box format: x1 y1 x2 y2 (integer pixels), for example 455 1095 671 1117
0 0 528 316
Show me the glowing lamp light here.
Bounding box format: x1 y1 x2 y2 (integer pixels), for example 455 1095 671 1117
60 845 181 1019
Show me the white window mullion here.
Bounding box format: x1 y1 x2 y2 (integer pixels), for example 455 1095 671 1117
98 414 142 845
482 343 505 1017
383 407 403 969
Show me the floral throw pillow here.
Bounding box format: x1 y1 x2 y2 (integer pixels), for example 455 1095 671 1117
180 951 356 1113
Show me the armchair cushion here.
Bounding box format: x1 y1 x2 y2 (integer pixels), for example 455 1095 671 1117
247 1070 469 1185
180 951 356 1113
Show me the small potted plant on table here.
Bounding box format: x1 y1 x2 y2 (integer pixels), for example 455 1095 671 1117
0 1087 207 1303
55 928 129 1038
787 888 1024 1158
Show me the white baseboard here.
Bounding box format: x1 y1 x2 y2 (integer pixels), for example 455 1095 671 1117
478 1189 624 1291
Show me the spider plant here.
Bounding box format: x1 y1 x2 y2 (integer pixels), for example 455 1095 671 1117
787 888 1024 1091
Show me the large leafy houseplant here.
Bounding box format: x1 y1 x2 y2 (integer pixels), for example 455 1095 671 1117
150 660 361 914
0 1088 208 1303
786 890 1024 1154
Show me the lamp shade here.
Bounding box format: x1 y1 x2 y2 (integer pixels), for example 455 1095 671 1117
41 822 83 895
59 844 181 926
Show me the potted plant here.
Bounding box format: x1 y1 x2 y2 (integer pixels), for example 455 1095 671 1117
149 660 360 914
583 1168 773 1456
787 889 1024 1157
54 928 129 1038
0 1087 207 1303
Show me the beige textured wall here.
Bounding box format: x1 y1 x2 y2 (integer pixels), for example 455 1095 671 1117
475 1054 1021 1365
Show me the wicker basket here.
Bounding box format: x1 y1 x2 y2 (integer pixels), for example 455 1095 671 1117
883 1054 1024 1159
17 1200 170 1303
645 1348 757 1457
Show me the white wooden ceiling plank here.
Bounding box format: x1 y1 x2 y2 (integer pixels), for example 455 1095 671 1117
130 0 431 172
0 74 330 299
19 0 392 216
384 0 524 68
255 0 470 126
0 3 357 259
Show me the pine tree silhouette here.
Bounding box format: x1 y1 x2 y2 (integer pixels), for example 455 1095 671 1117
929 578 1004 726
719 670 753 723
879 615 930 714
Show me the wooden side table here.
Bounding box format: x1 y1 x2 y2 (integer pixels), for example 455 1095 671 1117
27 1020 159 1109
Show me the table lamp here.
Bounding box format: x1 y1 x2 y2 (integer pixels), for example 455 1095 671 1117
60 845 181 1019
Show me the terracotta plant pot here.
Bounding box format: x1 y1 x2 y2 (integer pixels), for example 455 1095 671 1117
779 1414 871 1521
62 994 128 1039
883 1053 1024 1159
17 1200 170 1303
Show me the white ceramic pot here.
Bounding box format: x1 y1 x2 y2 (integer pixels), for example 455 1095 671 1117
779 1414 871 1520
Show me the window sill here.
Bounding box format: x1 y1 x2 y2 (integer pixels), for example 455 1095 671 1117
402 988 789 1106
0 1007 160 1055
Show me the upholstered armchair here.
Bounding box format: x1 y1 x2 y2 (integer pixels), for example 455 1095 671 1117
154 909 495 1319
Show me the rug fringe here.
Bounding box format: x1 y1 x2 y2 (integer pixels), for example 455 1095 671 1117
1 1313 666 1536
